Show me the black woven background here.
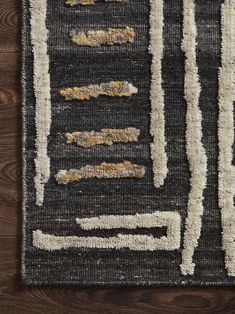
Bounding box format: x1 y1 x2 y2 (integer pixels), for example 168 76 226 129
22 0 235 285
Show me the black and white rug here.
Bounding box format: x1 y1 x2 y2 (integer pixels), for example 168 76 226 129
22 0 235 285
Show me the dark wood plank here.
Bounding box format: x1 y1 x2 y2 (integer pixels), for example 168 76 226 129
0 0 20 52
0 53 20 86
0 86 21 236
0 0 235 313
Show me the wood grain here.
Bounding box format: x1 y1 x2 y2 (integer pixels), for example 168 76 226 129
0 0 235 313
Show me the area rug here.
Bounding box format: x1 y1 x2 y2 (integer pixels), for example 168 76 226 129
22 0 235 285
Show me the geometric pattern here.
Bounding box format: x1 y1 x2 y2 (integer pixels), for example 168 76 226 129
22 0 235 285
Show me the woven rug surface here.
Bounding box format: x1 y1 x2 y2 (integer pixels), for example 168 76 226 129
22 0 235 285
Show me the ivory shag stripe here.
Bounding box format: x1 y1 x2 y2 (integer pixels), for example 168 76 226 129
218 0 235 277
33 212 181 251
149 0 168 188
30 0 51 206
180 0 207 276
76 211 180 229
65 128 140 147
71 28 135 47
60 81 137 101
66 0 127 6
55 161 145 184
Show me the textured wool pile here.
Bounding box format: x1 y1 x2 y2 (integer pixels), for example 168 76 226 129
22 0 235 285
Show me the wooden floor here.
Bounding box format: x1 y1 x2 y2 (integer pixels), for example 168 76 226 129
0 0 235 313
